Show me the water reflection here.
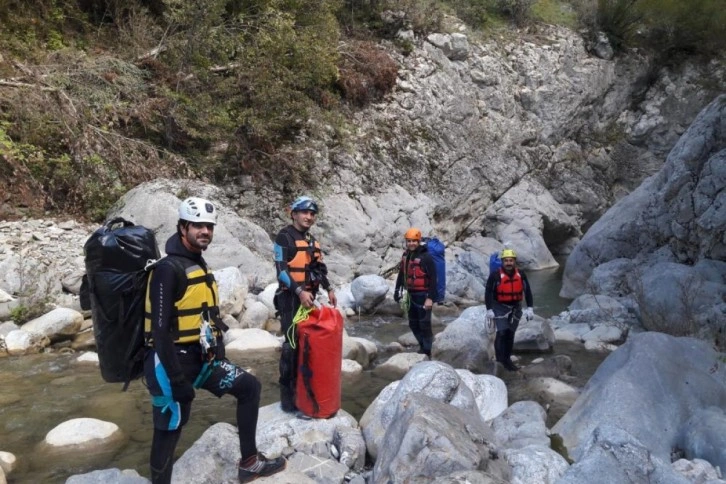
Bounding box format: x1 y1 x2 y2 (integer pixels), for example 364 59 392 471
0 349 394 483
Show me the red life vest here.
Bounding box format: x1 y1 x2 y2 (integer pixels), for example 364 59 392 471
402 252 430 293
496 268 524 303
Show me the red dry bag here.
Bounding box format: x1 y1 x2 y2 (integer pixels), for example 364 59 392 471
295 306 343 418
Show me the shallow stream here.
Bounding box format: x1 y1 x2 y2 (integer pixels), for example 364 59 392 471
0 262 607 483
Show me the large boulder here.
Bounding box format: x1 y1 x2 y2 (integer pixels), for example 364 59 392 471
360 361 478 460
372 394 510 483
562 95 726 299
432 305 494 373
109 179 276 287
552 332 726 464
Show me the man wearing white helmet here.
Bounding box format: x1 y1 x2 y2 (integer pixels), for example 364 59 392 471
273 195 337 412
484 248 534 371
143 197 285 483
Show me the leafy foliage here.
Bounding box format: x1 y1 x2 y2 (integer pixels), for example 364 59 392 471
578 0 726 57
0 0 722 221
338 40 398 106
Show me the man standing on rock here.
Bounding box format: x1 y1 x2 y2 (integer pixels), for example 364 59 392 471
485 248 534 371
144 197 285 483
273 195 336 413
394 228 437 357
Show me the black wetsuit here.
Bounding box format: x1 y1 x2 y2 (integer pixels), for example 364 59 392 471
273 224 331 411
144 233 261 484
484 267 533 366
394 244 437 356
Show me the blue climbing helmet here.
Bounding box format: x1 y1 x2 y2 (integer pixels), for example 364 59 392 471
291 196 319 213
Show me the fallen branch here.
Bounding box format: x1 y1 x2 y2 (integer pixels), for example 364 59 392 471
0 80 56 91
209 62 240 73
136 45 168 61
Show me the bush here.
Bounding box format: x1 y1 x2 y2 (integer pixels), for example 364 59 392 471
338 41 398 106
583 0 725 57
496 0 535 26
639 0 726 58
595 0 642 51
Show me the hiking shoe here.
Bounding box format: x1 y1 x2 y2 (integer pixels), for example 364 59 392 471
238 454 286 483
502 360 519 372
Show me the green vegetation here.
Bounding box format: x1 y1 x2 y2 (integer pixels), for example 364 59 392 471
0 0 722 221
581 0 726 57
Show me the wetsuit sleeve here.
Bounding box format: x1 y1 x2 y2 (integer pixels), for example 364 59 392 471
484 272 497 309
521 271 534 307
317 258 332 291
423 253 437 301
274 230 300 294
394 258 404 293
148 263 184 379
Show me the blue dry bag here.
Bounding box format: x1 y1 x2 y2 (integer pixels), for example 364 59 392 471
423 237 446 303
489 252 502 274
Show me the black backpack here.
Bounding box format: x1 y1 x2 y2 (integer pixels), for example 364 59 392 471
81 218 160 389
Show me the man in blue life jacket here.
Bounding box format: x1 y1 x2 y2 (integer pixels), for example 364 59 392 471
273 195 337 413
144 197 285 484
484 248 534 371
394 228 437 357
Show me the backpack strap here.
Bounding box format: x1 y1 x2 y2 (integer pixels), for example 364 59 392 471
152 256 188 301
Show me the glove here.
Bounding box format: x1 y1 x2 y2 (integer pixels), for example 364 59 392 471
169 375 195 404
486 313 495 333
394 291 401 303
486 309 495 320
524 307 534 321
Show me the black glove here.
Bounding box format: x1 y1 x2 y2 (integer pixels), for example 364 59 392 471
394 290 401 303
169 375 195 404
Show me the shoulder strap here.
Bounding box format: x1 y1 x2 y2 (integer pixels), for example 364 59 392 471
154 256 187 301
281 227 298 262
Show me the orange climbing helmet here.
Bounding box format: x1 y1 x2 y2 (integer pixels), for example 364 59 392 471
404 228 422 241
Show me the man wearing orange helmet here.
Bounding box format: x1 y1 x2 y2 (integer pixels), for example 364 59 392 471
484 248 534 371
394 228 438 357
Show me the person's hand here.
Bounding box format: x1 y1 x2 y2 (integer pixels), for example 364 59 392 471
394 291 401 303
299 290 315 308
486 309 495 320
424 298 433 310
524 307 534 321
327 289 337 308
169 376 195 403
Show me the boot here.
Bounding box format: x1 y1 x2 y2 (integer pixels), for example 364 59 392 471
238 453 286 483
494 332 507 364
502 330 519 371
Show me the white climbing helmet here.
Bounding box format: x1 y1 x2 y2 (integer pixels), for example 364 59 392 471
178 197 217 224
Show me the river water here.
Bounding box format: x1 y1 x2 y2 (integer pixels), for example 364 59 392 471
0 262 605 483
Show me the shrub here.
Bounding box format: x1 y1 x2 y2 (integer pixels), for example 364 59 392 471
338 41 398 106
595 0 642 51
496 0 535 26
582 0 725 57
638 0 726 58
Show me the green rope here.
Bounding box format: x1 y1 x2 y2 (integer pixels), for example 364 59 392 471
400 292 410 314
287 305 315 350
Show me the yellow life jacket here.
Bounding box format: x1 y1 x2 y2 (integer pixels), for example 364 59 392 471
144 258 221 344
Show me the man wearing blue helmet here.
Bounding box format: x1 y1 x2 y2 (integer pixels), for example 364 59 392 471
273 195 337 412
